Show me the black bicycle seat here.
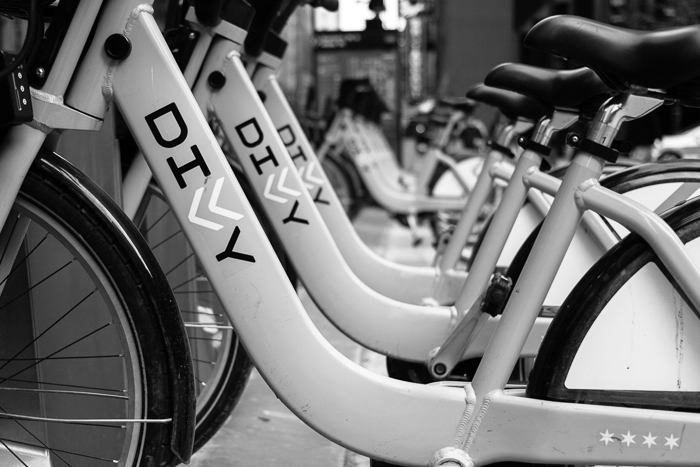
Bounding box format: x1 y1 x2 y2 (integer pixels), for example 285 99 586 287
484 63 615 118
524 15 700 105
467 84 550 122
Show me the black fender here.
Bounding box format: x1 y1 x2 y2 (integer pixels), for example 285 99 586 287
36 149 196 463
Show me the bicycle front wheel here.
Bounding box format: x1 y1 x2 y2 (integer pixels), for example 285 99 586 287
0 152 192 466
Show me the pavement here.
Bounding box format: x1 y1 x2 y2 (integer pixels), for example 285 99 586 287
188 207 435 466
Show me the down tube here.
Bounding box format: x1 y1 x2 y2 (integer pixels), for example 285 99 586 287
256 67 467 304
108 10 466 466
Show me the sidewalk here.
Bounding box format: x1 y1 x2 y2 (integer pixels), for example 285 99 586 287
188 207 434 466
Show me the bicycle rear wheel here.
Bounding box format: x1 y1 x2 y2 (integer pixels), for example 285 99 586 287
528 195 700 409
0 152 193 466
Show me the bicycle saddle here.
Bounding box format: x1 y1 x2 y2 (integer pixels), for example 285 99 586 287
524 15 700 105
467 84 550 122
484 63 615 118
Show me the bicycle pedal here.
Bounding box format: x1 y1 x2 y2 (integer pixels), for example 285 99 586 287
480 273 512 317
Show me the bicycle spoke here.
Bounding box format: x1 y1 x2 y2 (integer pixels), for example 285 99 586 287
0 413 170 426
170 273 206 292
141 205 172 235
0 290 96 373
0 214 21 266
0 354 122 362
149 228 184 251
164 252 196 277
0 322 112 384
0 259 74 316
0 387 128 400
0 232 48 290
0 405 73 467
0 377 126 395
0 437 117 464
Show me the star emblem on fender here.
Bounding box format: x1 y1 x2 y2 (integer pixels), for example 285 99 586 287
621 431 636 447
642 432 657 448
664 434 680 450
599 429 614 445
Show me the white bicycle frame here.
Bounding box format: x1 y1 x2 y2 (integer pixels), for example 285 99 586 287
244 44 630 371
124 12 694 382
187 32 552 364
15 1 700 465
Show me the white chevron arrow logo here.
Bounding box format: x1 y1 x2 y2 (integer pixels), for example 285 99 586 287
299 161 324 190
297 165 315 190
264 167 301 204
189 177 244 231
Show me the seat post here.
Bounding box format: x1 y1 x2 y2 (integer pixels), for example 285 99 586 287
470 93 663 395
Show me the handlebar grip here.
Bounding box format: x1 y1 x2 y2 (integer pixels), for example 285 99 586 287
244 0 287 58
194 0 227 27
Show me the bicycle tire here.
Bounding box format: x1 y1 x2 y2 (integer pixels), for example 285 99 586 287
0 151 194 466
